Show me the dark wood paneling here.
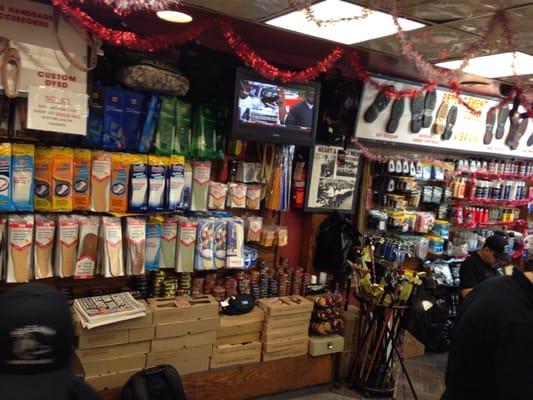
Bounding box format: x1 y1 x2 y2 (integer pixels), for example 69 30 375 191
100 354 333 400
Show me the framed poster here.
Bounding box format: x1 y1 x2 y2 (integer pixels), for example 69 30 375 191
305 145 361 213
354 74 533 159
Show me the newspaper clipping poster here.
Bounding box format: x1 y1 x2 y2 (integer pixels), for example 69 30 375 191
306 145 360 213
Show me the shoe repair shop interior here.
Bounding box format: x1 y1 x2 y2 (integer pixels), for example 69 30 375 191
0 0 532 399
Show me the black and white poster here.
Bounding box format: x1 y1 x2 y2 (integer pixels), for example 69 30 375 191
305 145 361 213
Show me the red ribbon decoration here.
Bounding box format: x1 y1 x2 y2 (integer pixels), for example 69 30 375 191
218 18 344 83
51 0 211 51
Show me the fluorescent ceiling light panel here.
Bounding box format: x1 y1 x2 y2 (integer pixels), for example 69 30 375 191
436 52 533 78
265 0 425 45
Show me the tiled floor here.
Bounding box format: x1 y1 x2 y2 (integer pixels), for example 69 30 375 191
255 352 447 400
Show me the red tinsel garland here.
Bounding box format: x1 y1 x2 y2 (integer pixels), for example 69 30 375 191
86 0 182 16
217 18 344 83
52 0 210 51
347 52 436 99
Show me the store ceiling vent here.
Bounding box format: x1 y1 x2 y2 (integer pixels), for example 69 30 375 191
265 0 425 45
436 51 533 78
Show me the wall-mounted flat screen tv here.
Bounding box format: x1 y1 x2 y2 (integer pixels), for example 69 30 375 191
232 68 320 145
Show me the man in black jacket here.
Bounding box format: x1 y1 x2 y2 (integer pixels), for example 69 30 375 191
442 267 533 399
285 90 315 130
458 235 509 298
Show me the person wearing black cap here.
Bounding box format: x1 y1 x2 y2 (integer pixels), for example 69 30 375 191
442 265 533 399
458 234 510 298
0 283 100 400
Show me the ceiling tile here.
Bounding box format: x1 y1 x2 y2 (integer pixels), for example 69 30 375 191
186 0 291 20
400 0 495 22
357 25 480 61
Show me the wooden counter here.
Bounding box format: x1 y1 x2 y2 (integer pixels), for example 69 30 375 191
100 354 334 400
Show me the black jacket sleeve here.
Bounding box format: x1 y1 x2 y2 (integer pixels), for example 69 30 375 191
459 259 478 290
495 323 533 399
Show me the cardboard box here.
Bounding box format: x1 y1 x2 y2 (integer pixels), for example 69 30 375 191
211 341 262 369
77 326 154 350
262 336 309 354
73 301 153 335
76 341 150 362
82 354 146 377
213 341 262 357
217 307 264 338
308 334 344 356
261 340 308 362
403 331 425 359
263 314 311 331
129 326 155 342
86 369 141 391
342 305 359 352
261 324 309 342
216 332 261 346
151 330 216 353
77 330 129 350
149 295 219 324
155 317 218 339
257 296 313 317
146 344 213 366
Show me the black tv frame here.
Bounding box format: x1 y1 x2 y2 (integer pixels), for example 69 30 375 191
231 68 321 146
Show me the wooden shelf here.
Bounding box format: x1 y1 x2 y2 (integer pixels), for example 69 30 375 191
99 354 334 400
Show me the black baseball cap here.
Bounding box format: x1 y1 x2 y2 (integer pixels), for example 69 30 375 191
0 283 74 400
483 235 511 262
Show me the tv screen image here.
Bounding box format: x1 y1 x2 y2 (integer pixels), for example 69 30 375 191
232 68 320 146
238 79 315 132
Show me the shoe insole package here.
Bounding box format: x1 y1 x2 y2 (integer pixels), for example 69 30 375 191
109 153 129 213
138 94 161 154
160 216 178 269
226 217 244 268
128 154 148 212
148 155 167 212
0 216 6 278
55 215 79 278
176 217 197 273
145 218 162 271
90 151 111 212
73 149 92 211
125 217 146 275
194 217 215 271
34 146 53 211
154 95 176 156
123 91 144 152
181 162 192 210
52 147 73 211
34 214 56 279
174 99 192 156
208 182 228 210
246 184 261 210
227 182 247 208
245 216 262 242
85 87 105 147
102 216 124 277
213 218 227 269
75 216 100 279
103 88 124 151
11 143 34 211
0 143 13 212
7 214 34 283
167 155 185 211
191 161 211 211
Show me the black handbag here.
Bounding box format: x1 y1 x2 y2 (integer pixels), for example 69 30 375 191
220 294 255 316
406 285 450 347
